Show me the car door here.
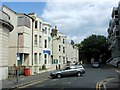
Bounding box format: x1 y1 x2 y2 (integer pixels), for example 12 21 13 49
62 67 71 76
69 67 78 75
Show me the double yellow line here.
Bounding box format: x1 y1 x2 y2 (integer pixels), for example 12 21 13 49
96 81 102 90
96 78 114 90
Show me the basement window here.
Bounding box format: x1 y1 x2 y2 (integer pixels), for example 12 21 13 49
116 31 119 36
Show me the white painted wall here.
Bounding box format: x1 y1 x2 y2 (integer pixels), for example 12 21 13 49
0 10 13 80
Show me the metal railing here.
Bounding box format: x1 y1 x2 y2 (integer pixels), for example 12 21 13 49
8 66 25 79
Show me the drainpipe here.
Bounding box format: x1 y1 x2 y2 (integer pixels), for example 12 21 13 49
31 19 34 66
30 15 36 66
31 17 35 75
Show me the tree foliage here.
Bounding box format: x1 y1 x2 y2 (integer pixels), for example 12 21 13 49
77 34 111 63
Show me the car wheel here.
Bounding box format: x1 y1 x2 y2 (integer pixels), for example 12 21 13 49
77 72 81 77
56 74 62 78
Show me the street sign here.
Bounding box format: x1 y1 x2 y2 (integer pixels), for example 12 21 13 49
17 53 20 61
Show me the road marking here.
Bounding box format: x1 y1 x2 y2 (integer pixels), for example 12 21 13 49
36 84 45 87
18 78 48 88
96 77 114 90
52 79 59 81
13 77 49 89
96 82 99 90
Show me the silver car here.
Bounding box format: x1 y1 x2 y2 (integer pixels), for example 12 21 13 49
74 65 85 74
50 65 85 78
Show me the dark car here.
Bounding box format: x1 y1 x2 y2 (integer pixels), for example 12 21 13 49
50 65 85 78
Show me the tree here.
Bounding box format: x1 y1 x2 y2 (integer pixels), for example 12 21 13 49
77 34 111 64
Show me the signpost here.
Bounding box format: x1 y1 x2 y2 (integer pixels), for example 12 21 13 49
17 52 20 61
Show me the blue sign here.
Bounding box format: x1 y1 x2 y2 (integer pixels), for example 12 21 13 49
43 50 51 55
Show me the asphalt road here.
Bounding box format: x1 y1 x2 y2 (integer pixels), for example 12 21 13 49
18 65 118 90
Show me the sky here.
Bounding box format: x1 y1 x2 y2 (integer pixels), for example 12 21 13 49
1 0 120 43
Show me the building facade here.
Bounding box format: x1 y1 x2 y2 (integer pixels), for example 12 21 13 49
66 42 79 64
42 22 52 66
51 26 79 67
2 6 53 75
51 26 67 66
107 2 120 67
0 10 14 80
2 5 35 74
28 13 52 74
2 5 79 78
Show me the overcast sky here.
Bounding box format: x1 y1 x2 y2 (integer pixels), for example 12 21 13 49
2 0 119 43
41 0 119 43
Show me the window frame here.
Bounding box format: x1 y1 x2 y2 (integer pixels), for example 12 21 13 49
44 54 47 64
44 27 47 34
39 35 41 47
34 35 38 46
44 39 47 48
35 21 38 29
34 53 37 64
39 53 41 64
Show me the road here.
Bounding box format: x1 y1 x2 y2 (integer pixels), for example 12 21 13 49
18 65 118 90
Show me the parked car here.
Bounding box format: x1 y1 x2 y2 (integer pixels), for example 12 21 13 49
92 62 99 68
50 65 85 78
74 65 85 74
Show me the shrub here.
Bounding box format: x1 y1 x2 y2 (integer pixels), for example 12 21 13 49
42 64 46 70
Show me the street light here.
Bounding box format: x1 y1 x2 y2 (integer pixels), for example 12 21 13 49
17 33 23 66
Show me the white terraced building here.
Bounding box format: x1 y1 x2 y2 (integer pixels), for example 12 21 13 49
66 42 79 64
2 5 79 77
29 13 52 74
51 26 79 67
51 26 67 66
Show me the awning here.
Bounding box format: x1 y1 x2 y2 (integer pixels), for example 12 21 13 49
43 50 51 55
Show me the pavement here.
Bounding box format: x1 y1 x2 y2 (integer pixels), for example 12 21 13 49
96 68 120 90
1 69 54 89
105 68 120 90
